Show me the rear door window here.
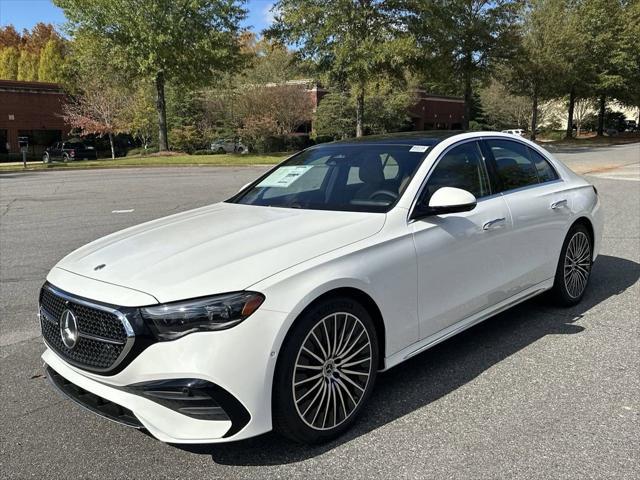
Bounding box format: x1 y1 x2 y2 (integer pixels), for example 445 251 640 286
486 139 539 191
526 147 559 183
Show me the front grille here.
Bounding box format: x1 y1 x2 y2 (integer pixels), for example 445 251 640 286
39 285 133 372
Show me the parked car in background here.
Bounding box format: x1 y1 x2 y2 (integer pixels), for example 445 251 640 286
211 138 248 154
624 120 638 132
43 141 98 163
501 129 526 137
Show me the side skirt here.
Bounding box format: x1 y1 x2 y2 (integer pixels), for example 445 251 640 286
381 278 554 371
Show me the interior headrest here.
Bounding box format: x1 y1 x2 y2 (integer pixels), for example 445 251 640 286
496 157 518 169
358 159 385 184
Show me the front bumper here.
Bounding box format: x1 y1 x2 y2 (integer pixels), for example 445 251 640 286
42 307 288 443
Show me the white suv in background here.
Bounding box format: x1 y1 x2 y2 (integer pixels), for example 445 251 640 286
501 128 526 136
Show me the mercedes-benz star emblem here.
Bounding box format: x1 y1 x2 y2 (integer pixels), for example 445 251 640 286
60 309 79 349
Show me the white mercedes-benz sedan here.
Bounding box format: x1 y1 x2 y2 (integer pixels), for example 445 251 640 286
40 131 603 444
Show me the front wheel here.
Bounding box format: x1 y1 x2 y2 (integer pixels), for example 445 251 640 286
42 153 50 164
273 297 378 443
550 223 593 306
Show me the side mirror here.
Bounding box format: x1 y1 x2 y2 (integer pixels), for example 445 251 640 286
411 187 477 219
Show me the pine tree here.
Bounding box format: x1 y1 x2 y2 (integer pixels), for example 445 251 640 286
17 49 39 81
0 47 20 79
38 39 64 82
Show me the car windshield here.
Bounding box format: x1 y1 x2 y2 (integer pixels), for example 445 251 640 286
228 144 430 213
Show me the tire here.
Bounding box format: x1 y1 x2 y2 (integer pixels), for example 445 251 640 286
273 297 378 444
42 153 50 164
550 223 593 306
62 153 70 163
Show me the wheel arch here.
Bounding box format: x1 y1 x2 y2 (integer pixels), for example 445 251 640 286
278 286 387 372
572 216 595 246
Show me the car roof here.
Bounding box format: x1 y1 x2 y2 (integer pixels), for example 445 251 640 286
322 130 465 147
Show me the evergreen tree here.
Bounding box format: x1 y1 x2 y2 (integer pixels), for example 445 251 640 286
17 49 39 81
0 47 20 79
38 39 65 82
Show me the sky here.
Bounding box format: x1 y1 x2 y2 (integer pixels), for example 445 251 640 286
0 0 276 35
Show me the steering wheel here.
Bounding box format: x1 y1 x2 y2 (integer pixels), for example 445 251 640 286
368 190 398 202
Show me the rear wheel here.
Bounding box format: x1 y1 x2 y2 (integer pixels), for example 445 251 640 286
62 153 70 163
42 153 50 164
550 223 593 306
273 297 378 443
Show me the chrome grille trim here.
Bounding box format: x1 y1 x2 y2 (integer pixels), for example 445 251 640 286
39 284 135 373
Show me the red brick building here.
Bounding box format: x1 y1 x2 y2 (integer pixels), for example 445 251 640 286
297 80 465 133
0 80 70 160
408 91 465 130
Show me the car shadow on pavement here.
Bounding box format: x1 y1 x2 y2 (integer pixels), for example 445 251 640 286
171 254 639 466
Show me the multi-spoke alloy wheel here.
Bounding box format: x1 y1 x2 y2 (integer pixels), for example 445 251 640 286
273 298 378 443
551 224 593 306
292 312 373 431
563 231 591 299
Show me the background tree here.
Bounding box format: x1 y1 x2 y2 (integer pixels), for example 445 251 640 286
0 23 66 81
236 83 314 150
267 0 413 137
479 80 530 130
408 0 521 130
38 39 65 82
578 0 629 135
0 47 19 79
603 0 640 125
501 0 568 140
124 82 157 150
17 49 39 80
21 22 61 52
63 79 131 158
0 25 22 48
572 98 596 136
239 35 306 85
314 82 413 139
55 0 246 151
313 93 356 140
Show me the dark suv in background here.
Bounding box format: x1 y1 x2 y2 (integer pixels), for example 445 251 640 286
43 141 98 163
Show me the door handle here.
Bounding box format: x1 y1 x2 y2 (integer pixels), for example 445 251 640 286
551 199 568 209
483 217 506 231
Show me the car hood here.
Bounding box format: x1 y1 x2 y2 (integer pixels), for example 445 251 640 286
54 202 385 304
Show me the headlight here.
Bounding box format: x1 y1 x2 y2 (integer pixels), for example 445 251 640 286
140 292 264 340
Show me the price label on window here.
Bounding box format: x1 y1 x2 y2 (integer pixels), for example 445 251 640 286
257 166 314 188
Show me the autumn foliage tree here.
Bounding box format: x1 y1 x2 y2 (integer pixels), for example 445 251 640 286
236 83 314 151
0 23 65 81
63 80 130 159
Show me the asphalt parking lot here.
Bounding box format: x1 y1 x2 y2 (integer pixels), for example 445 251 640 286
1 144 638 479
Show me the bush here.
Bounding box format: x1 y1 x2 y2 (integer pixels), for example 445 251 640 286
169 125 207 153
285 135 314 151
468 120 485 131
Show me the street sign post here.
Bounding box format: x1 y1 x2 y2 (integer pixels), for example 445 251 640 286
18 136 28 168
